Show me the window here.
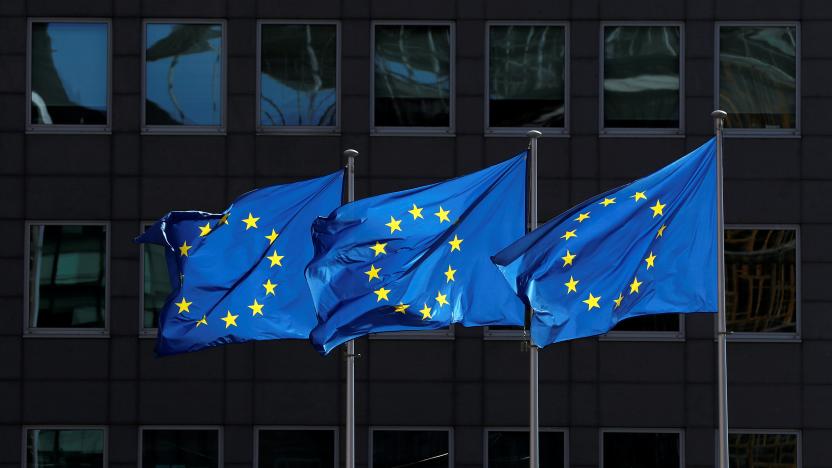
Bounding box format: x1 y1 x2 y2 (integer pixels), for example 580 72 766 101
140 427 220 468
26 427 106 467
602 314 683 341
729 431 799 468
255 427 337 467
27 20 110 132
725 227 799 339
143 20 225 133
370 427 452 467
25 223 108 335
601 23 682 134
372 22 453 134
717 23 799 135
258 21 339 133
140 223 172 335
485 429 567 468
601 430 682 468
487 23 568 134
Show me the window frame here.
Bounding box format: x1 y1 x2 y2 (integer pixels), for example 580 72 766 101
598 21 685 137
255 20 341 135
600 428 685 468
722 429 801 468
23 221 110 337
714 21 801 138
253 426 339 467
483 427 569 468
484 21 570 137
138 425 223 468
22 425 108 467
368 426 454 468
723 224 801 342
600 314 685 342
370 20 456 137
26 18 112 134
141 18 228 135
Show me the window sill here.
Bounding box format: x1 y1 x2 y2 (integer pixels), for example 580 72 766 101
723 333 801 343
723 130 800 139
485 128 569 138
369 329 454 340
256 127 341 136
27 126 111 135
599 130 685 138
24 329 110 338
370 128 455 137
141 127 226 136
139 329 158 339
483 328 527 340
600 331 685 342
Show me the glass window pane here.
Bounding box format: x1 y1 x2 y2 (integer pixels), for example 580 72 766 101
372 429 450 467
27 428 105 467
719 26 797 130
729 433 798 468
489 25 566 128
145 23 223 126
143 242 172 329
603 26 680 129
260 24 337 127
487 431 565 468
29 225 106 329
603 432 680 468
258 429 335 467
30 22 108 126
610 314 680 333
725 228 797 334
142 429 219 468
374 25 451 127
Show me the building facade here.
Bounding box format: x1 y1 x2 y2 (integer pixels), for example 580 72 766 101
0 0 829 466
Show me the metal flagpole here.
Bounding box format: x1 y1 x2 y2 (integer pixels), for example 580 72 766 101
711 110 730 468
344 148 358 468
527 129 541 468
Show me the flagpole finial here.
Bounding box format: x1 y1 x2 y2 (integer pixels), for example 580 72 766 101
343 149 359 159
527 130 542 139
711 110 727 120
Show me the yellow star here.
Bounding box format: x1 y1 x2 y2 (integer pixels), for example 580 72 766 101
583 292 601 311
444 265 457 283
262 279 277 296
561 229 577 241
613 292 624 309
631 191 647 202
218 213 230 225
408 204 424 220
242 212 260 230
179 240 192 257
265 229 279 244
385 216 402 234
374 286 391 302
435 291 449 307
564 276 579 294
175 297 192 314
448 235 463 252
644 251 656 269
561 250 576 267
198 223 212 237
434 206 451 223
370 241 387 256
419 304 432 320
650 200 666 218
221 310 239 328
196 315 208 327
657 225 667 238
365 264 382 282
394 303 409 314
248 299 264 316
267 250 284 267
574 212 591 223
600 197 616 207
629 276 643 294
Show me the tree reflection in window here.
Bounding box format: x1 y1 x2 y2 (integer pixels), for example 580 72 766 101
260 24 337 127
372 429 450 468
145 23 223 126
27 428 105 467
729 433 797 468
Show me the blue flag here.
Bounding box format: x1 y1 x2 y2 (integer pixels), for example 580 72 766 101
136 172 343 356
493 139 718 347
306 154 527 354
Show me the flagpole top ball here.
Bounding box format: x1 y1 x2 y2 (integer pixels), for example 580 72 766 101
711 110 727 120
343 149 359 159
527 130 542 139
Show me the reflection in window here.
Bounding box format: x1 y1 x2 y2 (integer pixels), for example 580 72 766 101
258 429 335 467
725 229 797 334
28 225 106 329
487 431 565 468
260 24 337 127
374 25 451 128
719 26 797 130
142 429 219 468
27 428 104 467
145 23 223 126
603 432 680 468
143 242 172 330
30 22 108 126
729 433 797 468
489 25 566 128
372 429 450 467
603 26 680 129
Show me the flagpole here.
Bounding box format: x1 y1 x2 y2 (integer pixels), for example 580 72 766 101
344 148 358 468
711 110 730 468
527 129 541 468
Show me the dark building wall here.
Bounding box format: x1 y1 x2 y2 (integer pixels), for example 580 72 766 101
1 0 831 467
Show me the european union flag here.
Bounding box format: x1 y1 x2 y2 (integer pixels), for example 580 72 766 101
136 172 343 356
493 139 718 347
306 154 527 354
